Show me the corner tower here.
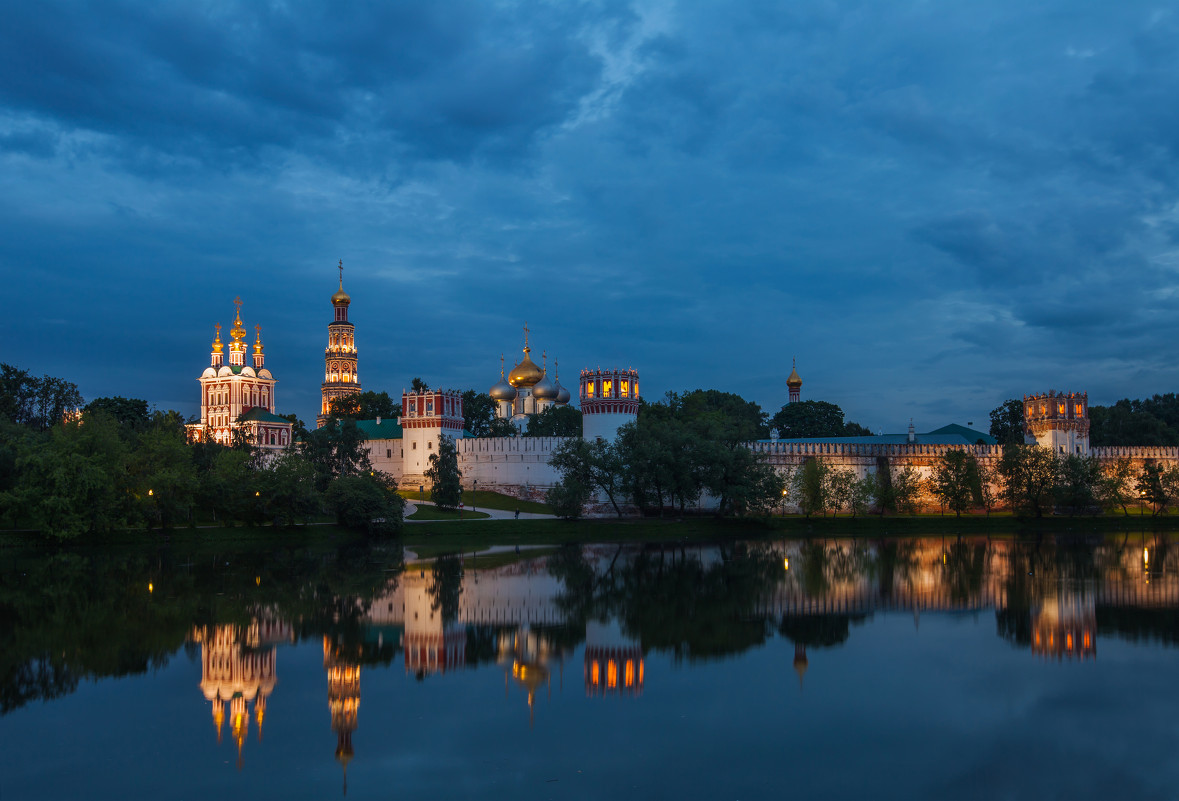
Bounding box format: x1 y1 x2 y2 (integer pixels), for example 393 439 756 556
580 367 639 442
318 260 362 428
1024 391 1089 455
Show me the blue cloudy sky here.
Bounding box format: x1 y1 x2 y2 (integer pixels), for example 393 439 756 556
3 1 1178 431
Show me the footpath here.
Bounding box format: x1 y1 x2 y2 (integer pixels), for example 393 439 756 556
403 499 556 523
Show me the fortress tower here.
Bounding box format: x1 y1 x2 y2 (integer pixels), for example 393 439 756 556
399 387 464 488
1024 391 1089 455
580 367 640 442
318 261 361 428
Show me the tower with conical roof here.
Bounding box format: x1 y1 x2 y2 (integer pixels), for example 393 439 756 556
787 358 802 404
318 260 362 428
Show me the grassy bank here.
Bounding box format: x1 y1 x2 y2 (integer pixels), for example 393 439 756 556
407 506 491 521
6 511 1179 555
398 489 551 515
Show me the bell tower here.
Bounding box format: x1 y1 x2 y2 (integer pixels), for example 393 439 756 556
318 260 362 427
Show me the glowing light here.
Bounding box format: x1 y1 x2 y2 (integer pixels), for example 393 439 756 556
255 576 261 586
783 557 789 571
148 582 153 593
148 489 153 496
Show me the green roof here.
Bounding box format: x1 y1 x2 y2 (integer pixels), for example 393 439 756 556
926 424 997 445
237 407 292 424
355 418 403 440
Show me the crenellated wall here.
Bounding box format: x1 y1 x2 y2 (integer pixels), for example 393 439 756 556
455 436 571 496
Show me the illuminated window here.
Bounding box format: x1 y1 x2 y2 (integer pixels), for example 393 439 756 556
1057 403 1065 415
607 660 618 689
603 380 613 397
620 380 629 398
1075 403 1083 416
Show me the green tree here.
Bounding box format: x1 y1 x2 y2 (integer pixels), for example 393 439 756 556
770 400 869 438
549 438 629 517
129 424 198 530
929 450 982 517
997 444 1060 517
989 399 1026 445
1090 395 1179 446
546 478 591 519
461 390 497 437
84 397 151 431
1055 454 1102 515
0 365 83 430
1099 457 1136 516
1136 462 1172 515
848 473 876 518
325 473 404 535
302 417 372 491
195 446 254 523
826 468 857 515
425 435 462 511
329 391 400 420
488 417 519 437
254 451 320 526
792 457 830 517
411 377 430 393
8 412 128 538
526 405 583 437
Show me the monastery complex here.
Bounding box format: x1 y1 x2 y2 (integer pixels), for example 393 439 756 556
185 266 1179 513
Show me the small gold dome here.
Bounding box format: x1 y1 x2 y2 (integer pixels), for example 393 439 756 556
332 281 351 305
508 348 543 388
786 362 802 389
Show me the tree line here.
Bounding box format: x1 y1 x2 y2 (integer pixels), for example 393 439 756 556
0 366 404 539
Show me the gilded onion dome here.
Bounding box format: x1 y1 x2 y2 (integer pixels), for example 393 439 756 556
211 324 223 353
331 259 351 305
508 346 543 388
786 358 802 389
230 299 247 343
490 355 518 401
554 361 570 405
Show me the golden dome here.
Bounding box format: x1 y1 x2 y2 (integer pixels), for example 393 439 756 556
331 281 351 305
230 298 247 343
211 324 223 353
786 359 802 389
508 348 543 388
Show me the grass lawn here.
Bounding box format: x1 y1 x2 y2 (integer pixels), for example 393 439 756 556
398 489 552 515
407 506 491 521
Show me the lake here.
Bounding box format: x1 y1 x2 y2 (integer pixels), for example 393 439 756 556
2 533 1177 799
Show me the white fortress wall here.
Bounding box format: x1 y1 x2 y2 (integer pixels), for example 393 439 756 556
456 436 571 494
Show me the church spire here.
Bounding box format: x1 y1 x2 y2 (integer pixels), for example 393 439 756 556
211 324 223 368
228 297 248 367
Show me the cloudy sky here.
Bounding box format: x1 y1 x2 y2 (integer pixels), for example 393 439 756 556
3 1 1178 431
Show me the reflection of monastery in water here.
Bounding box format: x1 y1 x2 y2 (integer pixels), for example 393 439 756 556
191 617 293 769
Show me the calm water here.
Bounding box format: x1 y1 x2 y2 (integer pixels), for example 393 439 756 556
3 534 1178 800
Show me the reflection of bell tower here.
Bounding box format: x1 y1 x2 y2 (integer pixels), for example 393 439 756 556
401 572 466 678
324 636 361 795
792 643 808 691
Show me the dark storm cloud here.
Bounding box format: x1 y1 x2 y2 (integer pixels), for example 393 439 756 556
4 0 1179 427
0 1 608 169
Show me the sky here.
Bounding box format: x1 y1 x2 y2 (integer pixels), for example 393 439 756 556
3 1 1179 432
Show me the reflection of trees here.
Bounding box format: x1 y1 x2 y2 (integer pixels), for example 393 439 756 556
548 543 783 663
876 539 919 599
778 614 867 648
944 540 989 605
0 540 403 715
428 554 463 625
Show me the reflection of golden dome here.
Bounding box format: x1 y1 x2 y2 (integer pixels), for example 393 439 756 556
508 348 543 388
786 360 802 389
